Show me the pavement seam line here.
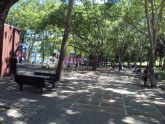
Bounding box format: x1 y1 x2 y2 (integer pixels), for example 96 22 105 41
99 92 104 107
70 92 86 108
71 106 125 115
72 102 124 110
122 95 128 115
152 103 165 120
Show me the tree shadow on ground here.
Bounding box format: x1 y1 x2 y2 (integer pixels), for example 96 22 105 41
0 65 164 124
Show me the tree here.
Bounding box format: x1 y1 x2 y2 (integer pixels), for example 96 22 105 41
156 37 165 68
56 0 74 81
0 0 18 48
0 0 18 26
144 0 165 87
0 0 18 69
7 0 61 63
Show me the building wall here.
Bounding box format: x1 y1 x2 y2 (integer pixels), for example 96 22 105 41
0 24 20 77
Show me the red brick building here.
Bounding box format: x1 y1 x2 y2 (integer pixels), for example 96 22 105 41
0 24 20 77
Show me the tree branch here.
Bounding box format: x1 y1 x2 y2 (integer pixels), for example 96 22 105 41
127 23 148 37
156 0 165 32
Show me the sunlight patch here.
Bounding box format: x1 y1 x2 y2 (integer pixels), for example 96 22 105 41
12 121 26 124
153 101 165 105
108 99 116 103
122 117 137 123
65 77 78 80
142 103 151 106
104 88 136 95
60 90 75 93
135 94 148 100
72 81 78 85
115 80 132 84
76 90 88 93
7 108 22 118
0 117 4 122
42 92 58 97
65 109 80 115
42 92 69 99
19 98 37 102
155 97 164 100
107 118 116 124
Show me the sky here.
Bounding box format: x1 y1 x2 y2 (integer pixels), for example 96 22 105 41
95 0 107 4
77 0 118 4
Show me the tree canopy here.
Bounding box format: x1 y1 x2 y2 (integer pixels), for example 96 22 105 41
5 0 165 74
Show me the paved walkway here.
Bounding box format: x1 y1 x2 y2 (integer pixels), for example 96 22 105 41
0 65 165 124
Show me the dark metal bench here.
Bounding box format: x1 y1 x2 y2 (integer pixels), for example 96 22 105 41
15 74 50 92
34 72 58 88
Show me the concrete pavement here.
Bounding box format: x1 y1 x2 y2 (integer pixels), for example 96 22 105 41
0 65 164 124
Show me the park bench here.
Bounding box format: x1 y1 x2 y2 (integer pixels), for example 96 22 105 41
34 72 58 88
15 74 50 92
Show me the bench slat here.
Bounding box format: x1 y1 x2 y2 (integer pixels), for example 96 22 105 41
34 72 58 88
15 74 49 92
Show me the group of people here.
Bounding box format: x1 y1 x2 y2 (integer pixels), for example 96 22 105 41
64 56 88 69
132 66 160 87
48 52 89 69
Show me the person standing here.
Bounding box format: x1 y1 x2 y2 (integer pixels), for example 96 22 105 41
118 63 122 71
143 67 149 86
10 56 17 81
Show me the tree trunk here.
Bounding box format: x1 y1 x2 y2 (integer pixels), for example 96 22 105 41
144 0 155 87
127 58 130 69
92 54 97 71
27 40 35 62
42 49 45 64
0 1 18 26
159 56 162 67
0 23 4 75
162 52 165 70
162 57 165 70
56 0 74 81
144 0 165 87
41 40 45 64
139 44 144 68
139 58 142 68
139 55 143 68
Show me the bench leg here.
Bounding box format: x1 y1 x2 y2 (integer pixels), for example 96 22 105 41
47 80 55 88
36 86 43 93
40 88 43 93
19 84 23 91
52 83 55 88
